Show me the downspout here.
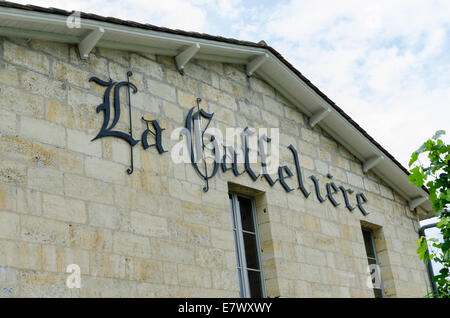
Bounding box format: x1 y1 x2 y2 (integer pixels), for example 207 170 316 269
418 223 438 297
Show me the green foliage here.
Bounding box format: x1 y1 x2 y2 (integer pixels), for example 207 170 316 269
409 130 450 298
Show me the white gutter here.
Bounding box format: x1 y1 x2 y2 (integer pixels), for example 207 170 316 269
0 7 269 56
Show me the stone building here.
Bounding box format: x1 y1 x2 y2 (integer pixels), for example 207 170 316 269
0 2 434 297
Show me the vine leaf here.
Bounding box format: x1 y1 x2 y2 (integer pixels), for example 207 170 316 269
408 166 425 187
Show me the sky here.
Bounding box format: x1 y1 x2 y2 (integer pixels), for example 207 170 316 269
11 0 450 169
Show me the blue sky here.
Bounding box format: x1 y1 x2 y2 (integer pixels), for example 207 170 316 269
13 0 450 169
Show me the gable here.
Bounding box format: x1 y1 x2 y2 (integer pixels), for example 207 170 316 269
0 2 431 217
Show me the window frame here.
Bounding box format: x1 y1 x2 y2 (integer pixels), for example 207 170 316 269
362 228 386 298
229 192 266 298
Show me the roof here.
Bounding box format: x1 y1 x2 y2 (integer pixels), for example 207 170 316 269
0 1 432 218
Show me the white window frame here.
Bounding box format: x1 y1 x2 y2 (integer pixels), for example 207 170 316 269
229 192 266 298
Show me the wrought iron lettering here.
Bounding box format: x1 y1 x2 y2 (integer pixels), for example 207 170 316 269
310 175 327 203
142 117 167 154
90 72 166 174
89 76 139 146
185 102 219 192
356 192 369 215
339 186 356 211
288 144 311 198
88 72 370 216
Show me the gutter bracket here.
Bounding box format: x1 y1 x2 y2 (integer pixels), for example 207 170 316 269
246 53 268 77
78 27 104 60
176 43 200 75
309 108 331 127
408 196 428 211
362 155 384 173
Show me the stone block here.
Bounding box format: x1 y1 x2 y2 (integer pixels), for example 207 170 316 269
0 159 27 185
85 157 126 185
113 231 151 258
165 68 198 94
130 211 168 237
0 212 20 240
67 129 102 157
16 188 41 216
20 116 65 148
43 193 86 223
147 79 176 102
3 40 49 74
130 53 163 80
178 264 211 288
64 173 114 204
201 84 237 110
0 110 16 134
21 215 70 245
70 224 113 252
88 202 120 230
223 64 246 85
52 60 91 89
21 71 66 102
0 135 57 168
28 167 64 195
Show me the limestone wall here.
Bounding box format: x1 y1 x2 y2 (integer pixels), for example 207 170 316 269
0 37 430 297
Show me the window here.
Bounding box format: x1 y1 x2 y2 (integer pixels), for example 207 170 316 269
229 193 266 298
362 228 385 298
